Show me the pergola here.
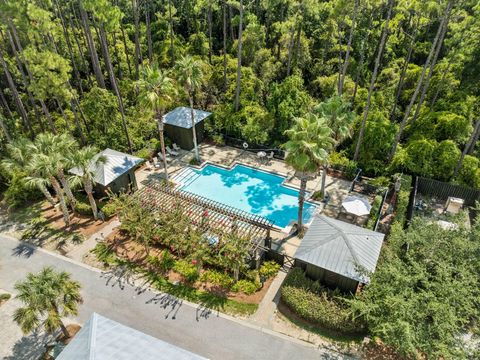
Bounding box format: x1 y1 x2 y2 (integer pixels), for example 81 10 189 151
136 180 275 254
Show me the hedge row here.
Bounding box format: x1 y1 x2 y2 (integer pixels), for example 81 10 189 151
281 268 365 335
392 174 412 226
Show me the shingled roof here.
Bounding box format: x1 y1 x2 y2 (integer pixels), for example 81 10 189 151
295 215 384 283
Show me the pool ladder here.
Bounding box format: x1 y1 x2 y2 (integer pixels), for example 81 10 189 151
172 168 201 187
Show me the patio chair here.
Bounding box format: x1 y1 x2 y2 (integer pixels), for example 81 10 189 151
152 157 162 168
144 160 153 171
172 143 181 151
166 146 179 156
266 151 274 161
157 153 171 164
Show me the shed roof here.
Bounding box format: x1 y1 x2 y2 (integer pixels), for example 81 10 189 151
56 313 207 360
295 215 384 283
163 107 212 129
69 148 143 186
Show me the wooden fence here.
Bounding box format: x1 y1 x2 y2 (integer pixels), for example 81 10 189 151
416 177 480 206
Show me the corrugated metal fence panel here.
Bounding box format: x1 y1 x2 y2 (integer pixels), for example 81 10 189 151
417 177 480 206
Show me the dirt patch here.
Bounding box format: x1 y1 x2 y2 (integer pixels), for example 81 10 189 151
363 340 405 360
103 229 274 305
41 202 115 238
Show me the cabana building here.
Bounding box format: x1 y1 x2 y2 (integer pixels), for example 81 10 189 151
294 215 384 292
69 148 143 195
56 313 207 360
163 107 212 150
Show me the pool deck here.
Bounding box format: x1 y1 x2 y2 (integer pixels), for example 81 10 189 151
135 144 355 257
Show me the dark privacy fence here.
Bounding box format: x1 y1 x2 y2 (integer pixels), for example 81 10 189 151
416 176 480 206
223 135 286 160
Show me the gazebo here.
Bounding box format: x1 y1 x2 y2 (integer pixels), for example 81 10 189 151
163 107 212 150
69 148 143 195
294 215 384 292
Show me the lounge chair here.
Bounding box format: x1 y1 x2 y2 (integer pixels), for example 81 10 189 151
172 143 181 151
267 151 274 161
144 161 153 171
157 153 171 163
166 146 179 156
152 157 162 168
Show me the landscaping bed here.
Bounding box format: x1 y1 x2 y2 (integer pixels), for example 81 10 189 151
90 228 279 316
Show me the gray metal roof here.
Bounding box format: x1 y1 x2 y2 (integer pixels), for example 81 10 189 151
56 313 208 360
163 107 212 129
295 215 384 283
69 148 143 186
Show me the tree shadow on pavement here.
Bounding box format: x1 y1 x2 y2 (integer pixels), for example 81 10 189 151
146 293 183 320
3 331 52 360
11 243 35 258
100 264 136 290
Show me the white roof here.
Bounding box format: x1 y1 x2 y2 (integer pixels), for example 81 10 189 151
56 313 207 360
163 107 212 129
69 148 143 186
295 215 384 283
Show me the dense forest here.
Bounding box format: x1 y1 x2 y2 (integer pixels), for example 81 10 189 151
0 0 480 188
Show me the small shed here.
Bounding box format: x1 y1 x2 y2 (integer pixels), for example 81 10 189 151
69 148 143 195
56 313 207 360
163 107 212 150
294 215 384 292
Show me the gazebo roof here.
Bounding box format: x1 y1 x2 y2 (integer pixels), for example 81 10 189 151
295 215 384 283
56 313 206 360
163 107 212 129
69 148 143 186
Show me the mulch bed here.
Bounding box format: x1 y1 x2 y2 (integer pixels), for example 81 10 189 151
105 229 274 305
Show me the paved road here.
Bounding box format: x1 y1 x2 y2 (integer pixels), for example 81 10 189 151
0 235 348 360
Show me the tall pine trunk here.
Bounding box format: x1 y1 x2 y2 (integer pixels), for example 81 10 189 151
0 88 13 118
99 25 133 152
223 0 227 90
353 0 394 161
133 0 142 79
145 3 153 62
453 119 480 178
234 0 243 112
120 26 132 77
79 4 105 88
410 4 452 125
0 114 11 142
189 96 200 161
338 0 359 96
168 0 175 66
208 3 213 64
0 46 33 138
388 0 453 161
390 22 418 121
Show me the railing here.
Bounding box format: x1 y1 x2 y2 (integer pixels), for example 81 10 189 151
223 135 286 160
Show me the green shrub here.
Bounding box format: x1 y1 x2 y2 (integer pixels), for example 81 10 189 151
147 251 175 275
366 195 383 230
368 176 391 188
200 270 234 289
75 201 92 216
281 268 365 335
0 293 11 301
259 261 281 278
174 260 199 283
91 243 117 265
2 172 42 209
392 174 412 226
232 279 261 295
134 147 153 160
212 134 225 146
311 191 323 201
329 151 358 180
100 202 117 218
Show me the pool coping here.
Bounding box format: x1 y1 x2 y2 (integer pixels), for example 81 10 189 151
172 160 321 232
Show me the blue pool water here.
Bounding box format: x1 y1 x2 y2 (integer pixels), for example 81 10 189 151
174 164 317 228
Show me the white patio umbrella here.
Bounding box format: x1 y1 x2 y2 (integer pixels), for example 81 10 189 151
342 195 372 216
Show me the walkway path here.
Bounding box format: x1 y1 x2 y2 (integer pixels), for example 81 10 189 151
0 235 352 360
66 218 120 262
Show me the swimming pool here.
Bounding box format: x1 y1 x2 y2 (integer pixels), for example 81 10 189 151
173 163 317 228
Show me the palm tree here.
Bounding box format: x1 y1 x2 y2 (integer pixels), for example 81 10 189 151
31 153 71 226
1 139 56 206
72 146 107 220
283 114 334 234
13 267 82 339
35 133 79 212
175 55 204 162
314 96 355 196
137 64 176 179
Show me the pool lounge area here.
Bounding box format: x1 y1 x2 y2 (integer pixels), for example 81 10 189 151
173 163 318 229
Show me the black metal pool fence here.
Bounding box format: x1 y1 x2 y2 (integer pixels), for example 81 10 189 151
223 135 286 160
